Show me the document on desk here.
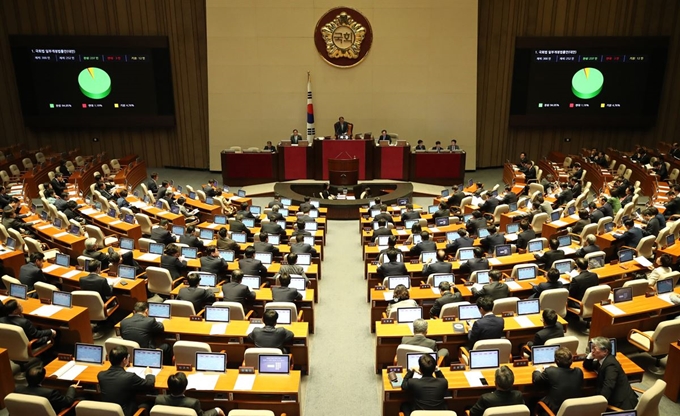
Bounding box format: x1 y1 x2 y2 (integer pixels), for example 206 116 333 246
550 220 568 227
634 256 653 268
472 283 484 292
487 258 502 266
233 374 256 391
109 220 122 225
206 223 219 229
63 270 82 279
38 224 53 230
246 323 265 335
601 304 625 316
562 247 576 255
505 234 518 241
505 281 522 290
187 373 220 390
80 208 98 216
429 227 440 233
210 323 228 335
42 264 62 273
52 361 88 380
569 213 580 220
658 293 676 304
31 304 63 317
138 253 161 262
396 229 408 236
464 371 484 387
513 316 534 328
126 367 161 377
383 291 394 301
54 232 69 238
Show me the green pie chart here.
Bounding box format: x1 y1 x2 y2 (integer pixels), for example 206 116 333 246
571 67 604 99
78 67 111 100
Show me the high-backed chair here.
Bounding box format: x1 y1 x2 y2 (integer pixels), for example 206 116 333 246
395 344 434 368
569 223 597 244
528 183 544 196
7 228 26 253
2 275 36 297
536 395 607 416
491 297 520 315
628 320 680 374
24 237 59 261
173 340 212 366
531 213 549 234
104 338 140 358
72 291 119 339
22 158 34 170
5 392 78 416
460 339 512 366
633 235 656 259
150 405 197 416
9 164 21 178
264 302 303 322
539 288 569 318
34 281 60 300
619 379 666 416
0 323 53 363
110 159 122 172
146 190 156 204
164 299 196 317
76 401 135 416
146 266 183 298
566 285 611 332
460 196 472 210
135 213 153 236
243 347 283 369
596 216 613 234
622 279 650 297
138 237 155 252
658 271 680 287
85 224 118 247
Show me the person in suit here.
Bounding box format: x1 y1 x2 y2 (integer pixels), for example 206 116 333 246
523 160 537 183
532 347 584 415
422 250 452 277
235 202 255 219
253 232 280 256
216 228 240 254
373 204 394 224
570 177 582 199
386 284 418 315
515 220 535 251
156 180 170 201
404 223 423 246
447 185 466 208
568 257 599 306
534 238 565 269
19 252 47 295
230 213 253 238
598 195 614 218
410 231 437 256
178 272 216 313
459 247 490 274
291 233 317 255
400 353 448 415
670 142 680 159
588 201 605 224
150 219 174 245
371 219 392 242
401 204 421 222
291 219 312 238
480 225 505 254
447 139 460 151
155 372 224 416
179 225 205 249
571 162 584 181
584 337 639 409
266 205 286 223
530 268 563 299
526 308 565 348
298 196 313 212
50 172 67 196
471 270 509 301
272 272 302 302
222 270 255 309
263 140 276 152
402 319 450 360
429 281 462 318
470 366 524 416
664 191 680 219
554 182 573 207
261 217 285 238
238 246 268 278
467 296 504 348
98 346 156 416
200 246 228 281
431 141 444 152
175 197 199 226
161 244 188 279
289 129 303 144
0 299 56 347
79 259 112 302
646 254 673 286
377 129 391 144
614 218 645 247
478 193 499 215
467 210 488 237
54 192 70 212
248 309 294 352
445 228 475 255
334 116 349 137
146 173 159 195
570 209 591 235
431 203 450 219
642 208 661 237
82 238 113 270
517 152 530 170
16 365 79 413
278 253 309 286
120 302 172 363
377 249 408 279
268 193 282 208
499 185 517 205
574 234 601 258
414 140 426 151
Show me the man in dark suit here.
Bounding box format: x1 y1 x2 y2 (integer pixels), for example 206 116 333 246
568 258 599 306
119 302 172 363
571 162 584 181
0 300 56 347
515 220 535 250
373 205 394 224
447 185 466 208
19 252 47 294
272 272 302 302
401 204 421 222
248 309 294 352
377 129 391 144
432 203 450 219
410 231 437 257
400 353 448 415
570 177 582 199
471 270 509 301
98 346 156 416
530 268 563 299
614 218 645 247
467 210 488 237
334 116 349 137
534 238 565 269
429 281 462 318
588 201 605 223
200 246 228 280
480 225 505 254
222 270 255 309
236 202 256 219
54 192 70 212
261 218 285 237
289 129 303 144
150 219 175 245
79 259 112 302
468 296 505 347
470 366 524 416
298 196 313 212
178 272 215 313
414 140 426 151
554 182 573 207
146 173 159 195
523 160 537 182
402 319 449 360
238 246 268 278
82 238 112 270
664 192 680 219
479 193 499 215
179 225 205 249
584 337 638 409
571 209 591 235
253 232 280 256
161 244 188 279
156 180 170 201
16 366 78 413
155 372 223 416
291 233 317 255
51 172 67 196
642 208 661 237
532 347 583 415
499 185 518 205
230 214 253 238
422 250 452 277
459 247 490 274
526 308 565 348
291 220 312 238
447 139 460 151
377 249 408 278
445 228 475 255
598 195 614 218
574 234 601 258
371 219 392 242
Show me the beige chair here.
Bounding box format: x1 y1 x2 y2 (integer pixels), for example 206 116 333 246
628 319 680 374
173 340 212 367
596 216 613 234
460 339 512 366
569 223 597 244
185 185 195 194
140 182 149 195
537 395 607 416
85 224 118 247
622 279 650 297
158 198 171 211
101 164 115 179
669 168 680 182
74 156 85 167
264 302 303 322
656 226 671 248
539 288 569 318
210 302 253 320
72 291 119 339
3 275 37 298
227 410 275 416
623 168 632 181
483 405 529 416
0 223 9 243
395 344 435 368
528 183 544 196
76 401 134 416
104 337 140 358
135 213 153 236
146 190 156 204
491 297 520 315
437 301 470 319
7 228 26 253
24 237 59 261
150 405 197 416
243 347 283 369
460 196 472 210
5 392 78 416
619 379 666 416
658 271 680 287
531 212 549 234
34 281 60 300
138 237 156 252
543 335 579 353
633 235 656 259
491 204 510 226
164 299 196 317
22 157 34 170
9 164 21 177
0 323 53 362
196 190 207 202
77 255 93 268
146 266 183 297
567 284 611 332
110 159 122 172
48 171 55 181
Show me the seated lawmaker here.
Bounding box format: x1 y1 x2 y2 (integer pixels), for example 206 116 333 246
469 366 524 416
526 308 564 348
0 299 56 348
584 337 638 409
532 347 583 416
98 346 156 416
400 353 448 415
155 372 224 416
422 250 452 277
16 366 78 413
429 281 462 318
467 296 504 348
248 309 294 352
272 272 302 302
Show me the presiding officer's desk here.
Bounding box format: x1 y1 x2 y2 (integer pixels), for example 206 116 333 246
374 313 568 373
114 317 310 375
381 355 644 416
0 295 93 344
43 359 302 416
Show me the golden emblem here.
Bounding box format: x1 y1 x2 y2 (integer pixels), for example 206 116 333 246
320 12 366 59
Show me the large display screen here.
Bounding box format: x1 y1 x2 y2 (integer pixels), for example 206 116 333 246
9 35 175 127
509 37 668 127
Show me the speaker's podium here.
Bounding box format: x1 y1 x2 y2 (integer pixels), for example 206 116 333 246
328 157 359 186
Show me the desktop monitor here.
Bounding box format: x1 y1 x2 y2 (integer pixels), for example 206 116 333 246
231 232 247 243
255 252 273 264
435 217 450 227
214 215 227 225
618 249 635 263
478 228 490 238
268 234 280 245
396 307 422 323
258 354 290 374
181 247 198 259
474 270 490 284
657 278 674 294
52 291 72 308
281 197 292 206
249 205 262 215
517 266 536 280
120 237 135 250
506 223 519 234
553 260 573 274
242 275 260 290
118 264 137 279
376 236 390 246
172 225 185 236
272 308 292 324
517 299 540 316
303 236 315 246
132 349 163 369
55 253 70 267
428 205 438 214
557 235 571 248
242 218 255 228
550 211 561 222
458 304 482 320
458 248 475 261
421 251 437 263
613 287 633 303
495 244 511 257
432 274 454 287
441 189 450 197
404 219 418 229
469 349 500 370
296 253 312 266
195 352 227 373
149 243 164 255
74 343 104 364
289 277 306 291
604 222 615 233
148 302 171 319
237 190 246 197
387 276 410 290
204 306 230 322
197 273 217 287
532 345 560 365
446 231 460 241
199 229 213 240
9 283 27 300
509 202 518 212
406 352 437 371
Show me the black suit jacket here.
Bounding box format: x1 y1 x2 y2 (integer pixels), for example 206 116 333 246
422 261 452 277
616 226 644 247
248 325 294 351
479 198 499 214
146 179 159 194
530 322 564 347
161 254 187 279
645 217 661 237
470 389 524 416
468 314 505 347
534 249 565 268
445 236 475 254
516 229 536 250
253 241 280 255
119 313 164 349
531 281 564 298
179 234 204 249
459 258 490 274
0 315 52 345
150 227 174 245
583 355 638 409
568 270 599 301
98 366 156 416
15 385 76 413
532 366 584 414
289 135 302 144
429 291 463 318
447 191 467 208
79 273 112 301
51 178 66 195
291 242 317 255
272 286 302 302
401 369 448 411
230 220 252 237
377 261 408 278
589 209 605 224
401 211 421 222
472 282 510 301
200 256 227 279
574 243 600 258
410 240 437 256
155 394 219 416
83 248 111 269
239 258 268 277
261 221 285 236
500 192 518 205
481 233 506 253
334 121 349 135
222 281 255 306
373 212 394 223
19 262 47 291
178 286 215 313
371 227 392 242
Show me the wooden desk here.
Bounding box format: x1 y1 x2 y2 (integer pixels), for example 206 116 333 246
78 206 143 244
127 196 185 226
113 158 148 191
0 348 15 408
24 158 61 198
31 220 87 261
43 359 302 416
665 342 680 402
381 355 644 416
1 296 93 344
0 248 25 277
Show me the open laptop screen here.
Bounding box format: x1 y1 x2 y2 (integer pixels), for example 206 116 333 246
258 354 290 374
557 235 571 247
195 352 227 373
495 244 511 257
172 225 185 236
657 278 674 294
532 345 559 365
219 250 235 262
242 218 255 228
148 302 171 319
421 251 437 263
118 264 137 279
197 273 217 287
618 249 634 263
613 287 633 303
475 270 490 284
120 237 135 250
469 349 500 369
55 253 70 267
553 260 572 274
517 299 540 316
433 274 454 287
75 343 104 364
272 308 292 325
387 276 410 290
231 232 247 243
396 307 422 323
296 253 312 265
52 291 72 308
255 252 272 264
458 304 482 320
458 248 475 261
517 266 536 280
204 307 230 322
242 276 260 290
528 240 543 253
406 352 437 371
404 219 418 229
214 215 227 225
149 243 164 255
506 223 519 234
199 229 213 240
181 247 198 259
132 348 162 369
9 283 27 300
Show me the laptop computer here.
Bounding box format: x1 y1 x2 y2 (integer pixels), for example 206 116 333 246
195 352 227 373
119 237 135 252
255 252 273 265
428 205 438 214
237 190 246 197
242 275 260 290
272 308 292 325
601 411 636 416
214 215 227 225
52 291 72 308
107 208 117 218
154 200 163 209
421 251 437 263
5 237 16 251
181 247 198 259
277 220 287 228
74 343 104 364
458 304 482 320
463 214 473 222
68 224 81 236
309 210 319 219
129 348 163 376
613 287 633 303
550 211 561 222
387 276 410 289
666 234 675 247
281 197 292 206
528 240 544 253
618 248 635 263
199 229 213 240
118 264 137 279
242 218 255 228
517 299 540 316
509 202 518 212
469 349 500 369
532 345 560 365
478 228 490 238
657 278 674 295
516 266 537 280
567 205 576 216
148 302 171 320
495 244 511 257
435 217 450 227
432 274 454 287
289 277 306 292
124 214 135 224
303 236 315 246
204 306 230 322
557 235 571 248
9 283 27 300
397 307 422 324
446 231 460 241
231 233 247 243
149 243 164 255
604 221 615 233
55 253 70 267
406 352 437 371
506 223 519 234
249 206 262 216
268 234 281 245
53 218 62 229
458 248 475 261
305 222 318 231
441 189 450 197
411 234 422 245
219 250 235 262
588 254 606 269
404 219 418 229
553 259 573 275
258 354 290 374
474 270 490 284
172 225 185 236
376 236 390 247
296 253 312 266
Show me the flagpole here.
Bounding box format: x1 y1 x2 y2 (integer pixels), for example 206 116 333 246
306 72 315 141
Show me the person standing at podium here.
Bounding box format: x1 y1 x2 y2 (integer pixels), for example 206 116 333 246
334 116 349 138
290 129 303 144
377 130 391 144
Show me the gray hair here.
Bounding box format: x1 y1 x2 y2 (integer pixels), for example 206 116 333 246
585 234 596 245
85 238 97 250
412 319 428 335
495 365 515 390
591 336 611 354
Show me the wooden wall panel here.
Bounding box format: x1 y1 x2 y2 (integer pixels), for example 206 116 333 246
477 0 680 168
0 0 208 169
